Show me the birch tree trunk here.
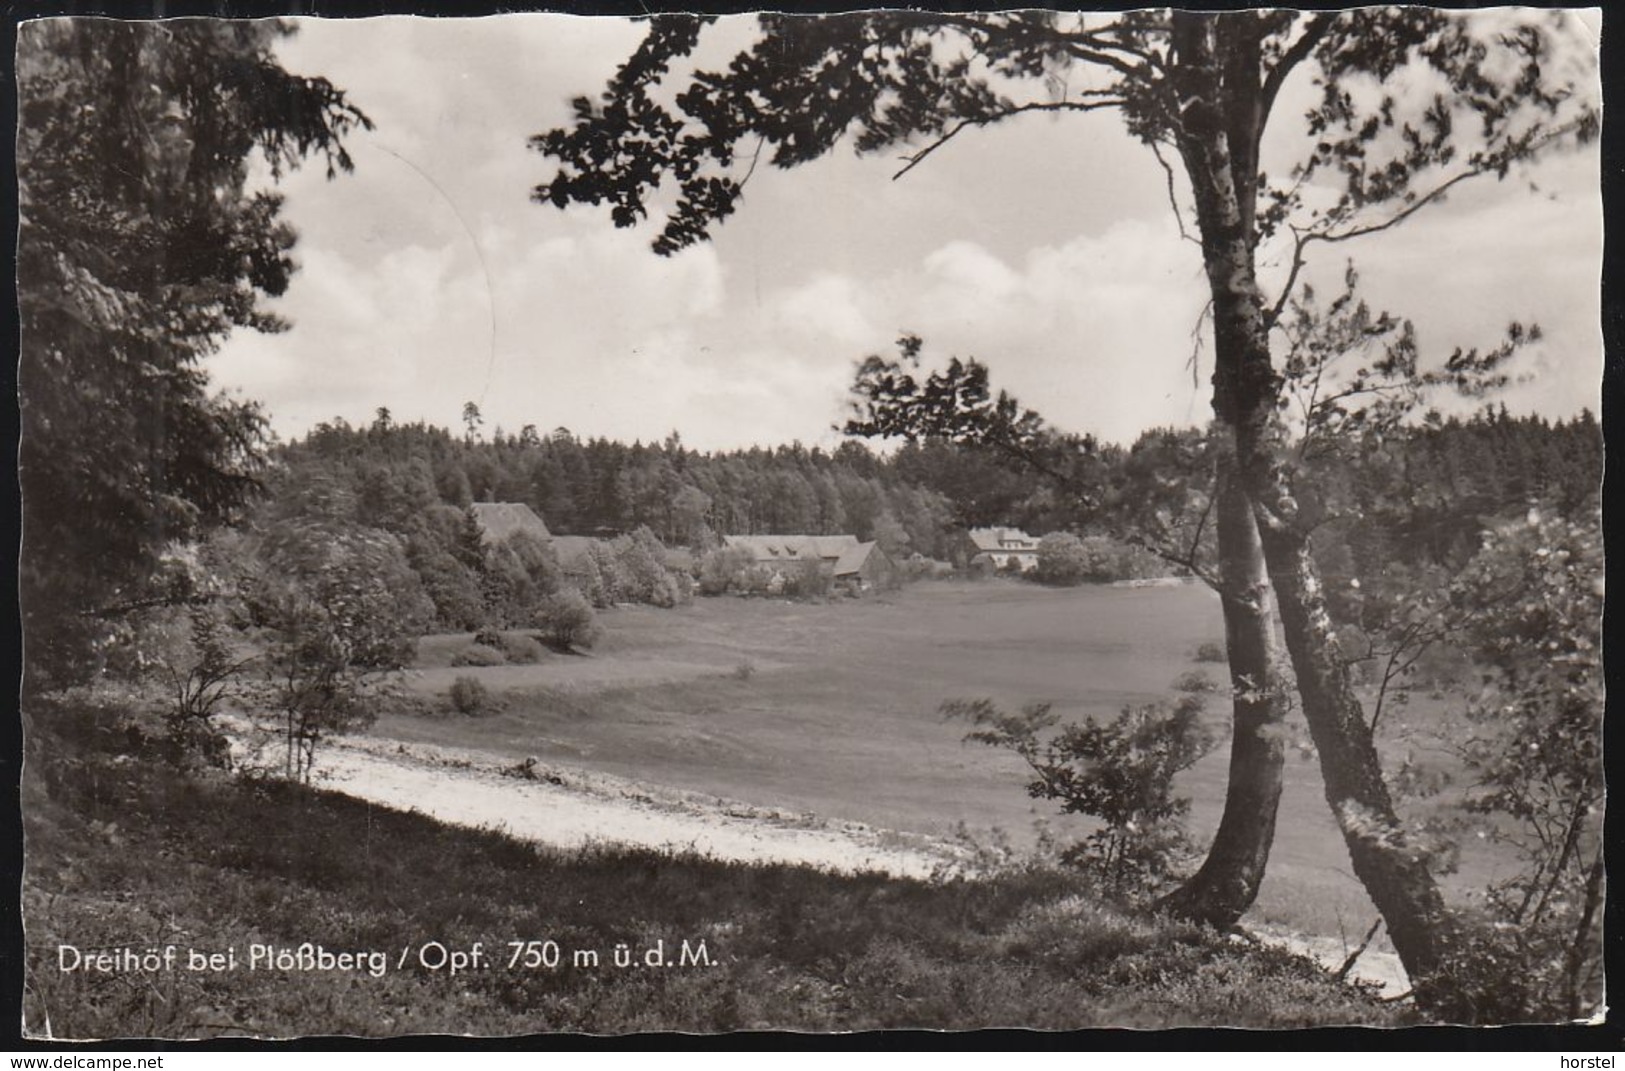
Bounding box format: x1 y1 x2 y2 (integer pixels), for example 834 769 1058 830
1158 457 1285 928
1168 10 1459 1012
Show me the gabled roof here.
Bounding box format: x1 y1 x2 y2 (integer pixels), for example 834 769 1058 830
470 502 551 543
802 534 861 557
832 540 884 577
967 526 1037 551
723 534 860 563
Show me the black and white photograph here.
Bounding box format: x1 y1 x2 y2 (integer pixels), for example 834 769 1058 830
15 7 1606 1039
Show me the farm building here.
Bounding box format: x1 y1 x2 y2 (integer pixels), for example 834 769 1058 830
468 502 552 544
830 540 899 590
964 526 1040 573
723 534 897 591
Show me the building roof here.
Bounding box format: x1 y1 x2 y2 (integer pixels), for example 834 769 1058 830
723 534 860 562
967 526 1037 551
832 541 885 577
470 502 551 543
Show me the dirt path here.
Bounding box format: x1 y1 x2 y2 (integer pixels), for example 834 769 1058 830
313 734 1410 998
314 736 964 880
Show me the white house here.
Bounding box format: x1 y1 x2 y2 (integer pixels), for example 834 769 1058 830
966 526 1040 573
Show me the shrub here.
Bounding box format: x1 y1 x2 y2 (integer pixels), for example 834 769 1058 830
535 589 599 650
1171 669 1217 694
611 526 680 607
1193 641 1226 664
697 546 760 596
946 690 1214 898
247 521 434 781
1033 532 1098 586
583 541 623 606
407 537 485 632
571 550 609 608
133 601 253 757
451 643 505 668
498 632 547 664
448 675 493 717
779 558 831 599
1437 512 1605 1020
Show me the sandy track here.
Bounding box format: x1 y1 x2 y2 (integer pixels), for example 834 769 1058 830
312 734 1410 998
313 736 963 880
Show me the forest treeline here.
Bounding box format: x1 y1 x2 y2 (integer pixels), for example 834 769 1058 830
267 404 1600 629
291 414 959 557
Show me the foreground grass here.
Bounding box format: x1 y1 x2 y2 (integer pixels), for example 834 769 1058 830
23 700 1406 1038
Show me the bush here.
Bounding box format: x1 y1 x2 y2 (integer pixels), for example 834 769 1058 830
1171 669 1217 694
778 558 831 599
946 689 1214 899
1193 641 1226 664
1033 532 1098 586
611 526 680 607
535 589 599 650
448 675 493 717
498 632 547 664
697 546 760 596
451 642 505 668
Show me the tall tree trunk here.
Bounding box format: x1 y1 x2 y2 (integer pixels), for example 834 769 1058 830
1158 454 1285 928
1170 9 1459 1013
1256 526 1457 1002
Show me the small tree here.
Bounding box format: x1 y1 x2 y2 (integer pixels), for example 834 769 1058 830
481 528 565 627
157 604 252 721
612 526 681 607
534 589 600 651
123 597 254 771
1033 532 1092 586
947 691 1214 897
585 540 626 605
250 521 431 781
406 535 486 631
698 545 758 596
1442 512 1604 1019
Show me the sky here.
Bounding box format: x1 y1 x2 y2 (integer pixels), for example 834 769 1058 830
204 12 1605 453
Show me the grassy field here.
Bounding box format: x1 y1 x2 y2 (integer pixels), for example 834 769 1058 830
380 579 1504 942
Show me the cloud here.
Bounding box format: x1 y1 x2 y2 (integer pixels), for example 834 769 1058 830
728 219 1214 446
205 16 1601 456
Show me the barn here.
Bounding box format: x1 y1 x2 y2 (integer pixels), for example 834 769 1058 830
723 534 897 592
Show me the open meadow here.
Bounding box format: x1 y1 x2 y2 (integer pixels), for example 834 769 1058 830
25 577 1431 1038
369 579 1501 946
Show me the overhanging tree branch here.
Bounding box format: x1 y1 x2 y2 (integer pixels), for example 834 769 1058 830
1257 12 1336 145
1150 138 1199 245
1267 118 1592 325
893 98 1126 181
